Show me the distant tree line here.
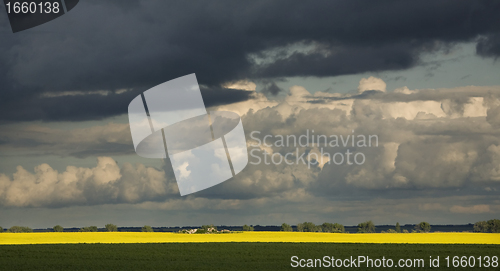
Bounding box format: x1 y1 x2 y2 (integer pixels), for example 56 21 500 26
242 224 254 231
53 225 64 232
79 226 98 232
0 226 33 233
282 222 346 233
142 225 154 232
414 222 431 233
473 219 500 233
357 221 376 233
105 224 118 232
291 220 500 233
2 219 499 233
280 223 293 232
279 221 434 233
362 221 431 233
50 224 156 232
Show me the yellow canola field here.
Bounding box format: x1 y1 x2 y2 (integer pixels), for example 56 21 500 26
1 232 499 245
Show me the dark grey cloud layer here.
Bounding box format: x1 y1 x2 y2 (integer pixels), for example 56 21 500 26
3 89 500 209
0 0 499 121
477 34 500 57
261 82 284 96
0 86 253 122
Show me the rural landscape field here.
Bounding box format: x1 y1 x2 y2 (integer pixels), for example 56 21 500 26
1 232 499 270
2 0 500 270
1 232 499 245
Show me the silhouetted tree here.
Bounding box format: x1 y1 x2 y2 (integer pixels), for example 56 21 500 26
296 223 303 232
332 223 345 233
105 224 118 232
79 226 98 232
8 226 22 233
8 226 32 233
321 223 345 233
415 222 431 233
474 221 488 232
242 224 254 231
487 219 500 233
357 221 375 233
53 225 64 232
141 225 154 232
395 222 401 233
280 223 293 232
296 222 319 232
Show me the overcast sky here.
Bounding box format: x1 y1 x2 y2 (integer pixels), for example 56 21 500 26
1 0 500 228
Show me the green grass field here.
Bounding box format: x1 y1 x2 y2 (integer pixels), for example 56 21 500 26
0 243 499 270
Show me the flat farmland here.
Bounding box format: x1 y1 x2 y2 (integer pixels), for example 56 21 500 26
1 233 499 270
1 232 499 245
0 242 499 271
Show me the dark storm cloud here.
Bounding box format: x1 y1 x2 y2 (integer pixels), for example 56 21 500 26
200 86 254 108
255 43 419 78
0 91 139 122
477 34 500 57
261 82 284 96
0 87 253 122
0 0 499 121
